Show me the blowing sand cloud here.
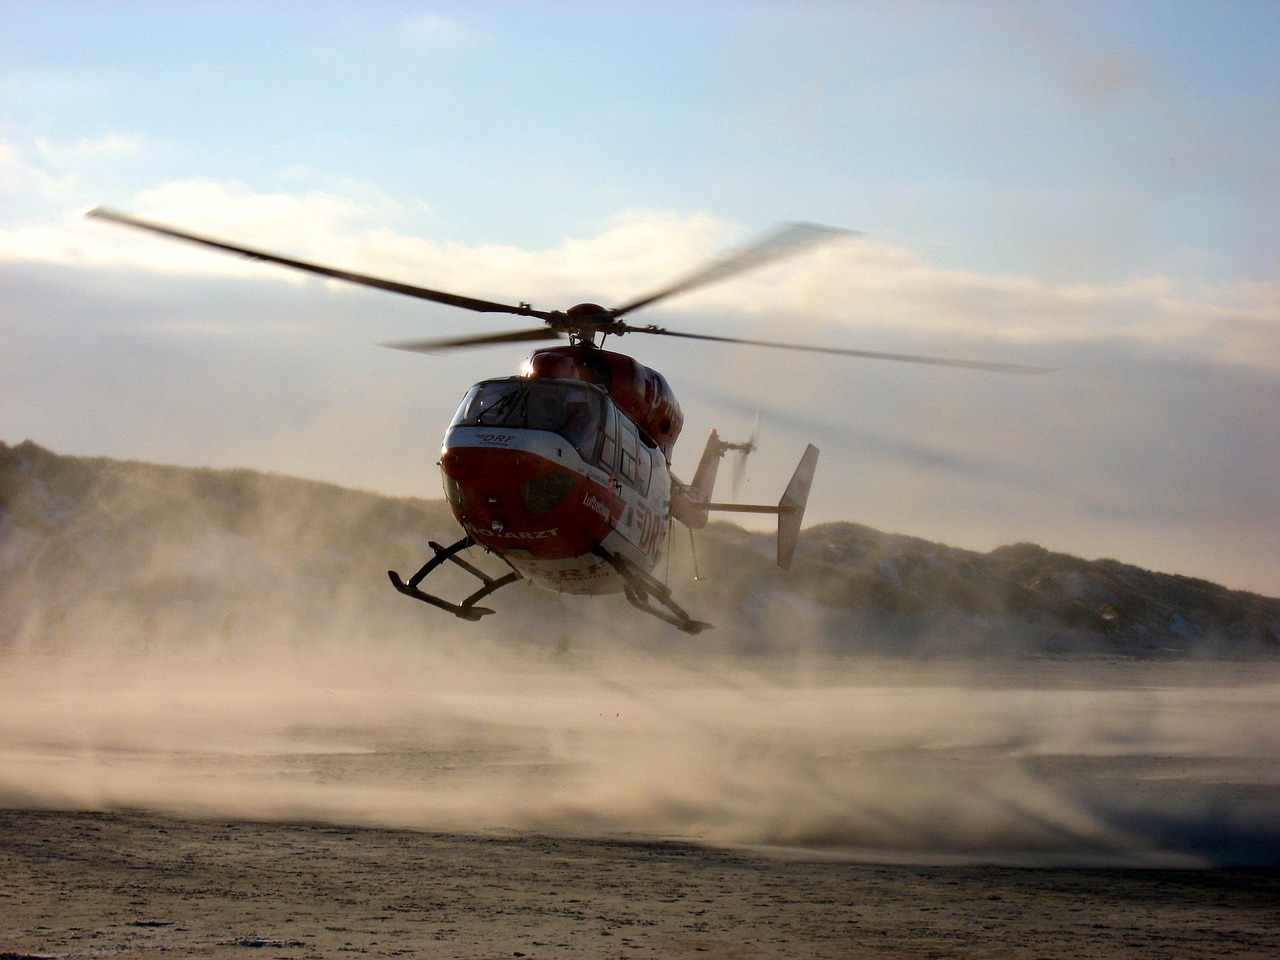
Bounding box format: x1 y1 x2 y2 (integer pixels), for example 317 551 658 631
3 639 1276 868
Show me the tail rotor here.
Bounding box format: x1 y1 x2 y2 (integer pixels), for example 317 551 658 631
729 413 760 500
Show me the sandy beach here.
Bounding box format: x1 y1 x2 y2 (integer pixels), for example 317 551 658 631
4 808 1279 959
3 646 1279 957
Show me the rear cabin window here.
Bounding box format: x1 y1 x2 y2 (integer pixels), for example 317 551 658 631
619 422 637 484
617 419 651 494
599 403 618 472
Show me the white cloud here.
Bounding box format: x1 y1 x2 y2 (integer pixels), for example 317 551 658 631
0 177 399 279
0 134 150 208
131 178 399 246
0 139 80 202
36 133 145 162
4 176 1277 374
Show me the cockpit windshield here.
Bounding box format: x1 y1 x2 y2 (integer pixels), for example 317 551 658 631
450 378 604 459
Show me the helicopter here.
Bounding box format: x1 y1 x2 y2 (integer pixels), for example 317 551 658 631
87 209 1050 634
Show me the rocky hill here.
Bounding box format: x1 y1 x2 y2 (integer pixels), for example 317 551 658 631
2 440 1277 657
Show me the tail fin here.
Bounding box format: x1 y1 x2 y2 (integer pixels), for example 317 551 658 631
669 429 724 529
776 444 819 570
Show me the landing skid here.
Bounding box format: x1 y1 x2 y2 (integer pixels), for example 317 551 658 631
593 547 713 635
388 536 520 621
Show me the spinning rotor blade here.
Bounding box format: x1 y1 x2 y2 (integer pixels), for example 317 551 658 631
621 325 1055 374
87 208 1054 375
383 327 563 353
85 207 559 320
612 221 856 319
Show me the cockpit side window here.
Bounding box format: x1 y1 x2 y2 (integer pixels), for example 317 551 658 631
557 391 599 459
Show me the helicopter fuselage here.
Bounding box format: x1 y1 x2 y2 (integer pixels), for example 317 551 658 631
439 346 680 595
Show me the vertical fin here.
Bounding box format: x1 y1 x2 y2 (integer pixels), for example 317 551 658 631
671 429 724 530
777 444 819 570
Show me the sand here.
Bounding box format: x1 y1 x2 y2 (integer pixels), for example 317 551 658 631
3 808 1278 959
3 648 1279 957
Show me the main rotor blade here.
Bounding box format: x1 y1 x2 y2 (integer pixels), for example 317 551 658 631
85 207 559 320
382 327 563 353
612 221 857 319
622 325 1056 374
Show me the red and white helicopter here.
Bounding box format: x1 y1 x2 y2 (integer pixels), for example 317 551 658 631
88 210 1048 633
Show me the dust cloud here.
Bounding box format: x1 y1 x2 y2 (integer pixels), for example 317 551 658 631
3 625 1277 868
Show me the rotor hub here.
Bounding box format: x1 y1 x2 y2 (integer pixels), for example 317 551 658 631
561 302 620 346
565 302 611 321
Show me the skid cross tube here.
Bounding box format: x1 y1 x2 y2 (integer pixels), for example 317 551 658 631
388 536 520 621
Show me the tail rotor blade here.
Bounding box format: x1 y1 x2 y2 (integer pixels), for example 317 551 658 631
731 412 761 500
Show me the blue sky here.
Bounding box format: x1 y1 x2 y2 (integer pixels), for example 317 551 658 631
3 1 1278 595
